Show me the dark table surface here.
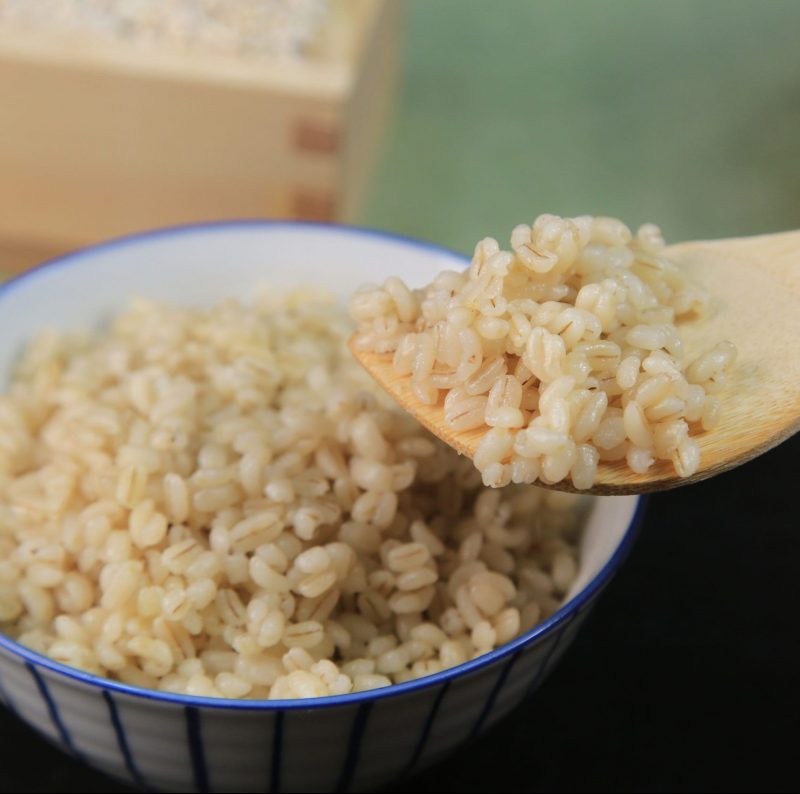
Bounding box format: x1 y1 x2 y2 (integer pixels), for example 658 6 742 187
2 435 798 793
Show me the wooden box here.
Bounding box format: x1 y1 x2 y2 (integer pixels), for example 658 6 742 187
0 0 402 274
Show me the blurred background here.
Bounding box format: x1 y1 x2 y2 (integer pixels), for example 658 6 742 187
365 0 800 249
1 0 800 276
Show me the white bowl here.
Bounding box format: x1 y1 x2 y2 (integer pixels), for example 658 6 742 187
0 222 642 793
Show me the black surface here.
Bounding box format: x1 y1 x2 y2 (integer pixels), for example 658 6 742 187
2 436 798 793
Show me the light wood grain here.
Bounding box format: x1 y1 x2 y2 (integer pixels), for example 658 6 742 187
350 230 800 495
0 0 399 262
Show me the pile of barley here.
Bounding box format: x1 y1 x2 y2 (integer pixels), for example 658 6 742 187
0 292 582 699
0 0 328 60
350 214 736 489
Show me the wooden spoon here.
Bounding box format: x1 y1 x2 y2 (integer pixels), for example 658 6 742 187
349 230 800 495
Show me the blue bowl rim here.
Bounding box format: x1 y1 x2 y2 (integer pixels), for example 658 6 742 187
0 219 645 711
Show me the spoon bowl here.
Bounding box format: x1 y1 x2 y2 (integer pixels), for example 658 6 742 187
350 230 800 495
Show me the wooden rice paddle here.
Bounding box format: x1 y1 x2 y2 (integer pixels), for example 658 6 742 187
349 230 800 495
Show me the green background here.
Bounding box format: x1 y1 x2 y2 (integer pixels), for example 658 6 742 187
362 0 800 253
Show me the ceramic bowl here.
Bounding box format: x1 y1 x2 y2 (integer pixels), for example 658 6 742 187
0 222 642 792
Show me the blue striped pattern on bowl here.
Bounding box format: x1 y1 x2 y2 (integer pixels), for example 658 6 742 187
0 595 600 792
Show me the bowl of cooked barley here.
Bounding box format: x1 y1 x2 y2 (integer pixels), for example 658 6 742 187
0 221 641 793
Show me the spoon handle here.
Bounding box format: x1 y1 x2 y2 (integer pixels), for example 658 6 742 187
668 229 800 297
